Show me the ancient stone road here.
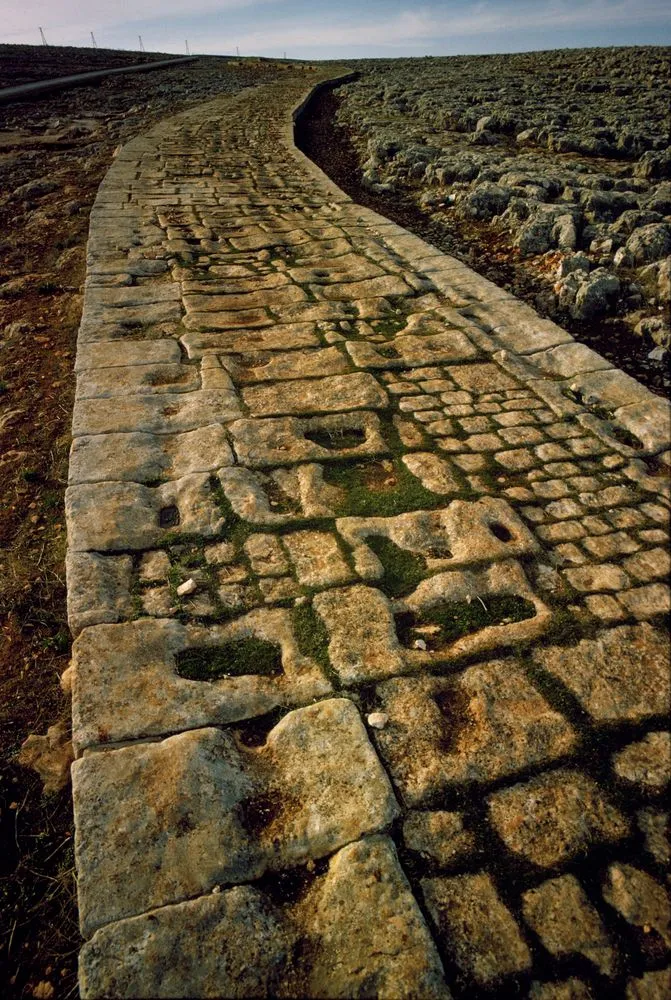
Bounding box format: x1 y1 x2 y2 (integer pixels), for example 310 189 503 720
66 69 671 997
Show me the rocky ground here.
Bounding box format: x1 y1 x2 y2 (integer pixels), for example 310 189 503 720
0 50 287 999
322 47 671 394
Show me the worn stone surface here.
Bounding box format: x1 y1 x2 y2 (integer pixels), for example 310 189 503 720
522 875 615 976
488 769 629 866
80 836 449 999
533 625 671 722
73 699 399 935
602 864 671 948
422 872 531 985
66 64 671 998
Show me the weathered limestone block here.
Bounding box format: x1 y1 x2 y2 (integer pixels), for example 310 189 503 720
66 474 224 552
402 811 475 868
532 624 671 723
422 872 531 985
229 411 387 468
401 453 464 494
241 372 388 417
183 285 308 313
244 534 290 576
66 552 135 636
74 699 399 935
445 361 520 392
604 864 671 949
337 498 540 581
313 275 413 300
180 323 320 360
281 530 354 588
522 876 615 977
313 585 406 684
75 362 200 400
79 837 449 1000
218 464 342 525
225 346 349 383
288 252 385 284
374 661 575 806
182 307 275 331
488 769 629 867
74 339 182 371
72 387 241 436
72 611 333 752
346 330 478 369
69 425 234 484
613 732 670 792
396 559 550 668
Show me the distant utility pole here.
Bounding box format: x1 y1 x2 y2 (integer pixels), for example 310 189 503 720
39 27 48 46
185 39 190 55
283 51 286 59
236 46 240 57
138 35 145 52
90 31 97 48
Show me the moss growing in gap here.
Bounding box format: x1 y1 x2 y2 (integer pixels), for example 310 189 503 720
366 535 427 598
395 595 537 649
323 457 444 517
176 638 283 681
292 602 334 681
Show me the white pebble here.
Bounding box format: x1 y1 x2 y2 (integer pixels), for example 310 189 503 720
413 638 427 650
367 712 389 730
176 578 198 597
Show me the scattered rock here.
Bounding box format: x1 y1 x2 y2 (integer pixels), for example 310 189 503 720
18 721 74 794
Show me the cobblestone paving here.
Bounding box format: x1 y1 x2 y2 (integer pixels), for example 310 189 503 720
67 69 671 998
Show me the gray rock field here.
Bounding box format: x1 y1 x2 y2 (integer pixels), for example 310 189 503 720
333 47 671 363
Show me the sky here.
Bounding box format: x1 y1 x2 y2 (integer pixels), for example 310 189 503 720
3 0 670 60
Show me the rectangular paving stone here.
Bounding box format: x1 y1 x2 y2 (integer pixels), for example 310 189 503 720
242 373 388 416
66 474 224 552
183 285 308 313
72 388 241 436
75 340 182 371
69 425 235 485
228 411 387 468
73 699 399 936
72 611 333 752
76 362 200 400
227 345 350 383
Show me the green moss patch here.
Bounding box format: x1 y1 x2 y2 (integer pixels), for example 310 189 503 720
176 638 282 680
324 458 443 517
366 535 426 598
395 595 536 649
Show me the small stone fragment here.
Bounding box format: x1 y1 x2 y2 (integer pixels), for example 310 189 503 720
613 732 670 792
18 721 74 795
176 578 198 597
367 712 389 730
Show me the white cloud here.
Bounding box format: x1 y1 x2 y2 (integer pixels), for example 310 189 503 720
227 1 670 54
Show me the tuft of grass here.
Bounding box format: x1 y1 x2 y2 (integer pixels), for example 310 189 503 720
323 457 443 517
292 602 332 676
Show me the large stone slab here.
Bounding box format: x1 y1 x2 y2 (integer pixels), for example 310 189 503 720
73 699 399 936
71 612 334 752
69 425 234 484
241 372 388 416
79 837 449 999
66 474 224 552
72 388 241 436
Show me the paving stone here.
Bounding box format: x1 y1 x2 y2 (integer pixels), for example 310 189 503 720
80 836 449 1000
227 345 349 383
488 769 629 867
602 864 671 949
522 875 615 977
72 612 334 752
337 498 539 581
637 809 670 867
241 373 388 416
346 329 477 369
244 534 290 576
138 550 172 583
69 425 234 484
528 980 593 1000
74 699 399 935
281 530 353 588
618 583 671 619
374 661 575 806
564 564 631 591
532 625 671 723
313 584 405 684
401 452 464 494
73 387 241 436
65 552 135 636
229 411 387 468
422 872 531 986
625 970 671 1000
402 810 476 869
613 732 670 792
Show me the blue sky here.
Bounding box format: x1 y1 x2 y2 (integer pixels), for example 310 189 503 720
4 0 671 58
